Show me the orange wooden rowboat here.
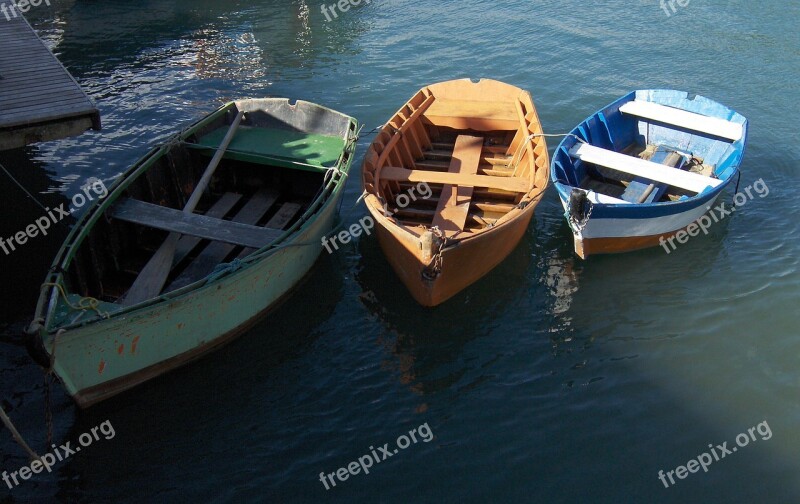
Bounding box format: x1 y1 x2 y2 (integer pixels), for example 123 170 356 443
362 79 550 306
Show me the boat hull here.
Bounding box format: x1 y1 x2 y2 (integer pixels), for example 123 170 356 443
371 201 536 306
555 182 729 258
45 193 339 408
30 99 357 407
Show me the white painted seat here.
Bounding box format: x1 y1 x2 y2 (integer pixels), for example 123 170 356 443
569 143 722 194
580 189 630 205
620 100 743 142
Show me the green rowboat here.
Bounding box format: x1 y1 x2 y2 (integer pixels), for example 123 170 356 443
27 99 357 408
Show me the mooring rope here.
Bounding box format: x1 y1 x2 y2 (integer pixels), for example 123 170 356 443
0 161 50 213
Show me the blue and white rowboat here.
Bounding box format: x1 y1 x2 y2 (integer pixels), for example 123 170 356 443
551 90 748 258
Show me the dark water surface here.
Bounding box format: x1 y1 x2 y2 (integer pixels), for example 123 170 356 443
1 0 798 502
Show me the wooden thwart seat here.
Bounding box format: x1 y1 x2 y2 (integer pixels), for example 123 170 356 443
620 100 743 141
432 135 484 234
380 167 529 193
237 202 303 259
424 99 519 131
167 188 280 290
569 143 721 194
580 190 630 205
110 198 284 249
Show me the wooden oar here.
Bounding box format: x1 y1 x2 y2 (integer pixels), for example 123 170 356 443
637 151 684 204
1 405 39 461
122 110 245 306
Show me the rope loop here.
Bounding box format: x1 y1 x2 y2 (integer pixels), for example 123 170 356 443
41 283 110 320
207 259 245 283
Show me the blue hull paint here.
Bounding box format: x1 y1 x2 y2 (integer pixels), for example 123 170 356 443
551 90 748 256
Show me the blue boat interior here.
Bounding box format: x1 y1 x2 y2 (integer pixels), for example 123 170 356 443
552 90 748 205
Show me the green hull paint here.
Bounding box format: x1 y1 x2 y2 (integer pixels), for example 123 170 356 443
30 99 357 407
50 198 339 405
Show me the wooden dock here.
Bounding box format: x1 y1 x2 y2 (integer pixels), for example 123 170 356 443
0 12 100 150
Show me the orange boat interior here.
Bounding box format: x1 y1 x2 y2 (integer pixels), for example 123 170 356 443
363 80 549 240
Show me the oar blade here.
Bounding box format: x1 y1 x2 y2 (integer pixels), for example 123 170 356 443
121 233 179 307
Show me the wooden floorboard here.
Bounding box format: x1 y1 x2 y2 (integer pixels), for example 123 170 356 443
0 102 99 125
171 192 243 267
1 94 93 111
0 12 99 147
237 202 303 259
432 135 484 236
167 189 280 290
0 80 83 95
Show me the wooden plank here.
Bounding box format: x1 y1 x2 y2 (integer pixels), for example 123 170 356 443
432 135 483 235
167 189 280 290
1 95 92 112
424 99 519 131
620 100 743 141
379 166 530 193
121 112 244 306
568 143 721 193
0 103 98 129
621 150 683 203
0 91 88 107
0 12 99 145
0 67 73 80
579 190 630 205
0 80 77 97
0 77 74 93
109 198 283 249
416 160 450 171
172 192 243 266
0 116 95 151
376 94 435 168
425 99 518 126
265 202 302 229
237 202 303 259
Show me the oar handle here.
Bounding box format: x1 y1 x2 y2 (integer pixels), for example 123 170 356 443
184 110 245 213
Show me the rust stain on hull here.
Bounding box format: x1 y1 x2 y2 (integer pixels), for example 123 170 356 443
71 265 323 408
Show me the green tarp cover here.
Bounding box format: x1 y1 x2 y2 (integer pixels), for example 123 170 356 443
192 126 346 170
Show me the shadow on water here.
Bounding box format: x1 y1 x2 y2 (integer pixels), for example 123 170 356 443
0 148 77 323
353 218 546 398
1 251 344 502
